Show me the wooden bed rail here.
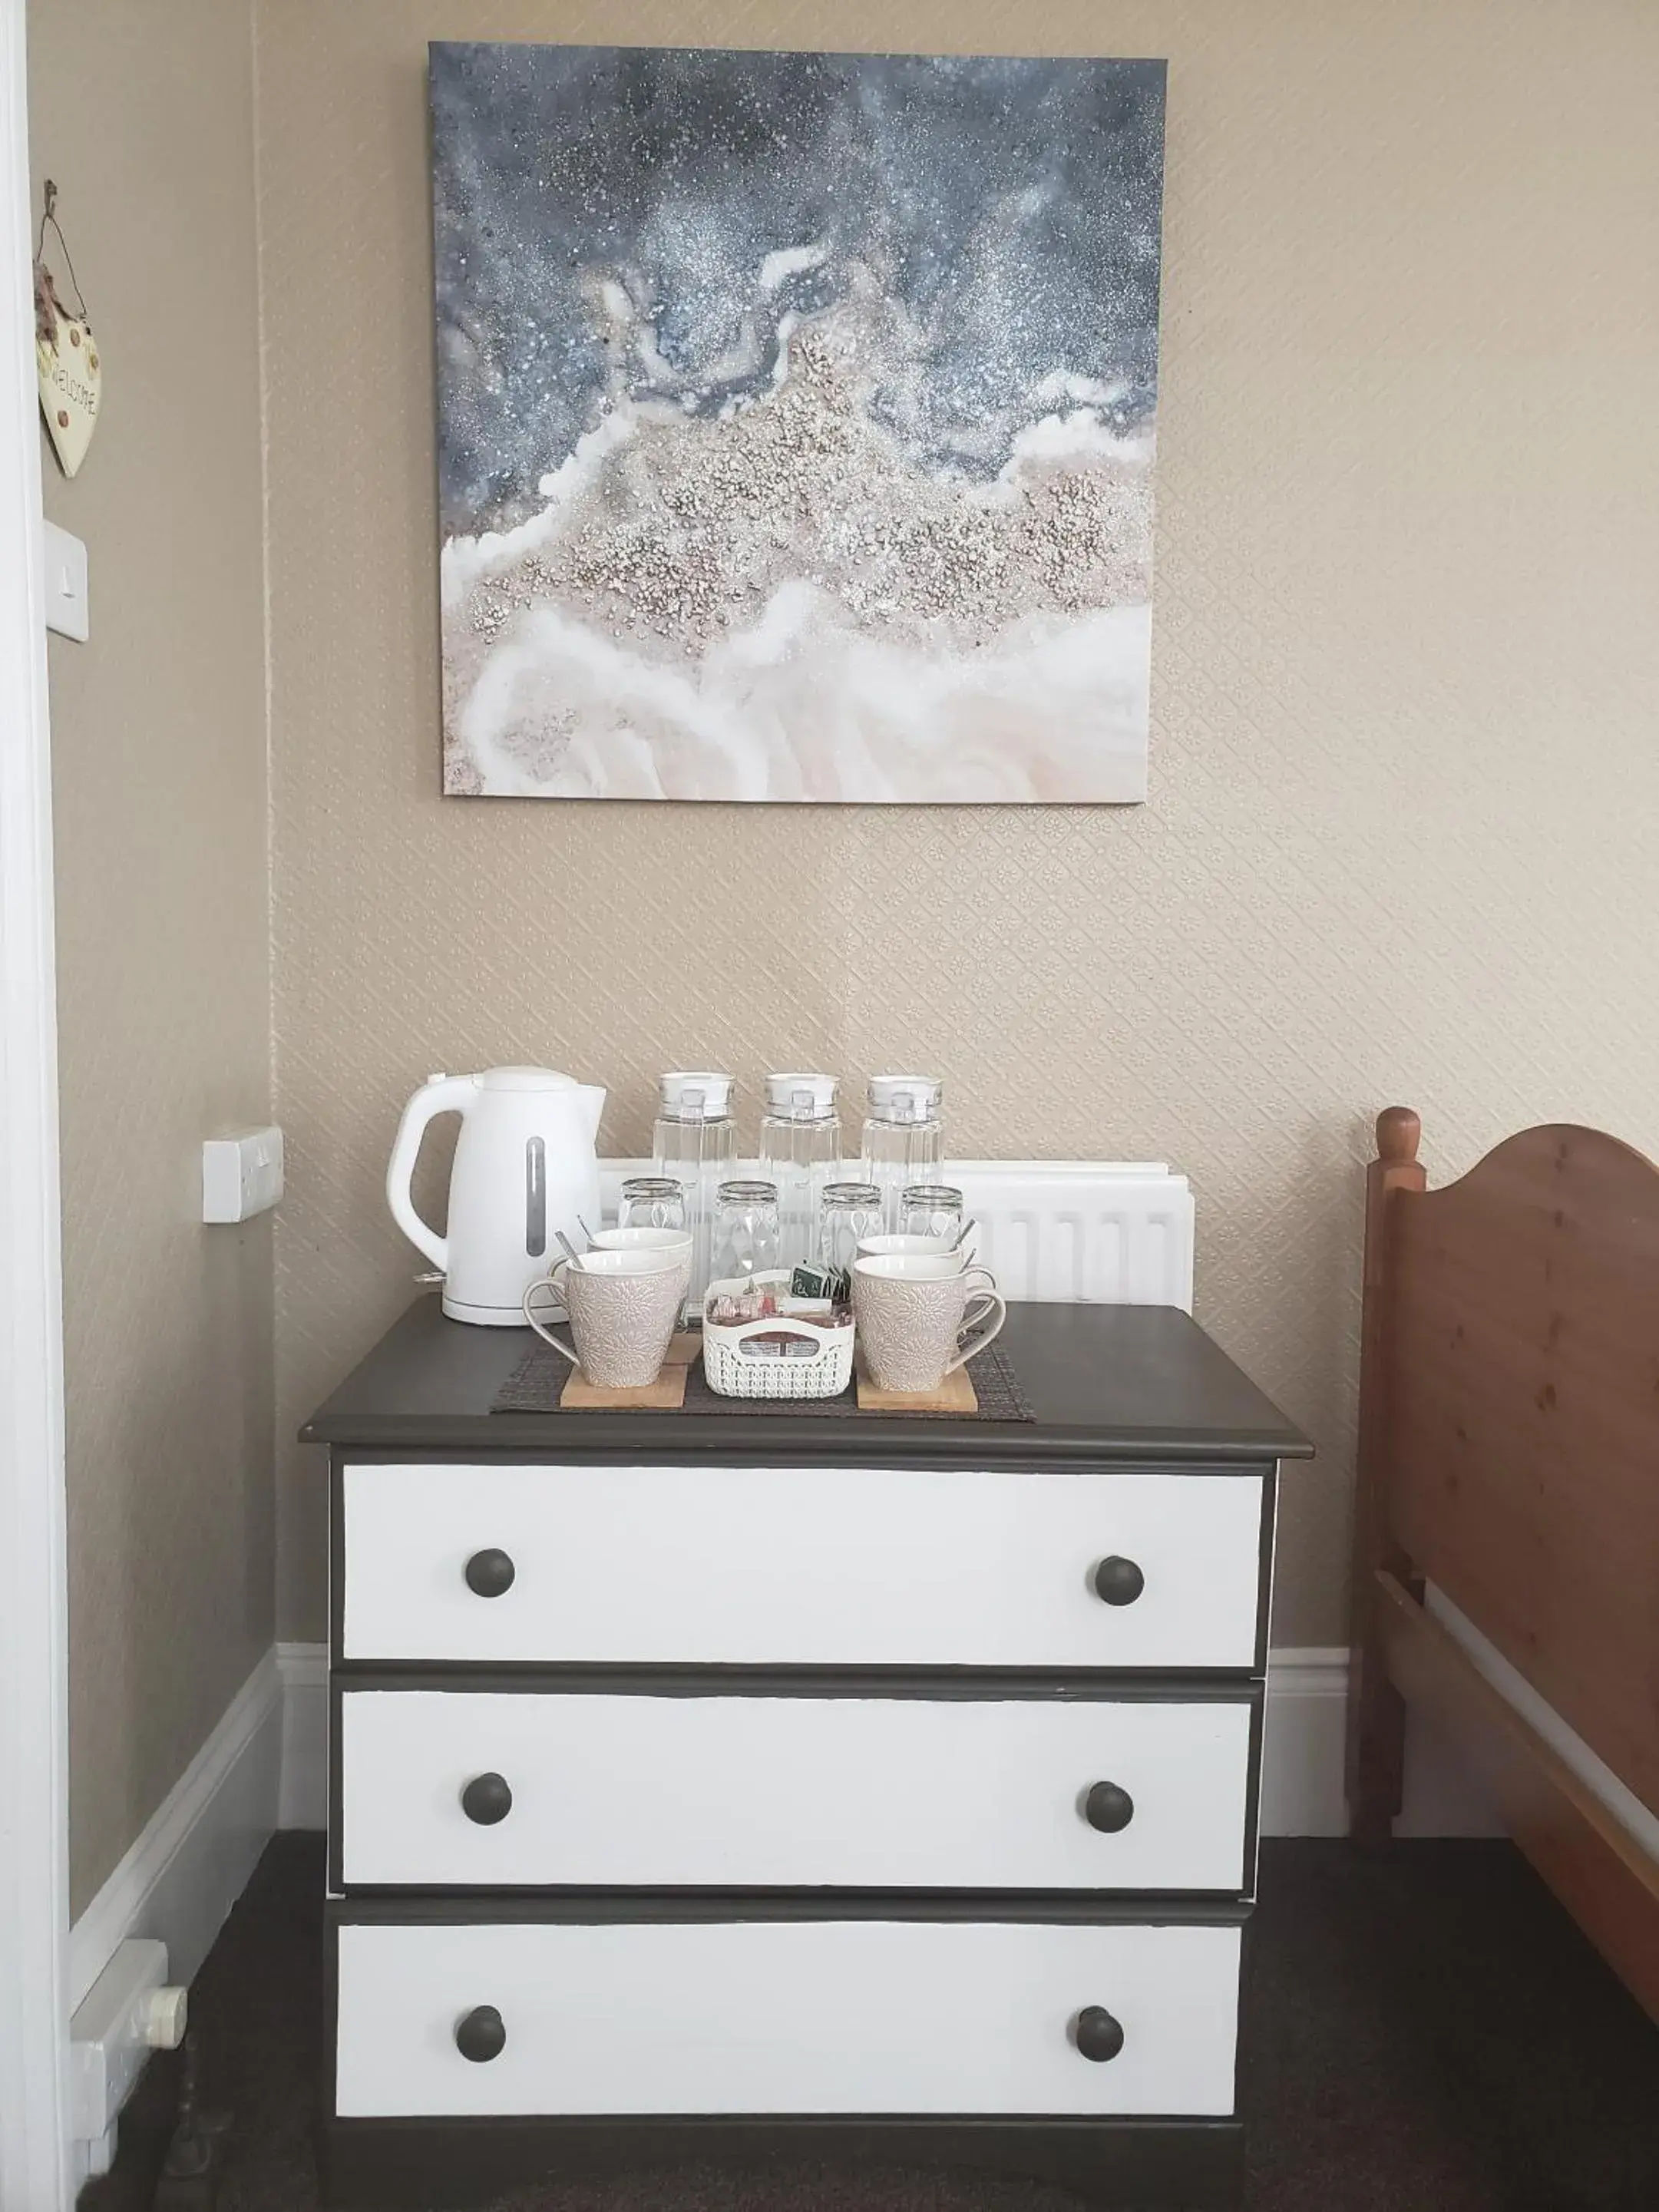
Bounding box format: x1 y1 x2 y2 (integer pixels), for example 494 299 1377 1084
1347 1104 1659 2025
1345 1107 1426 1841
1376 1569 1659 2022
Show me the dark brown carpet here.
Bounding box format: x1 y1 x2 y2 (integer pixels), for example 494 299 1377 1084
83 1836 1659 2212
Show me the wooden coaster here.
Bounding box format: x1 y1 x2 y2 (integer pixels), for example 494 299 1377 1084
856 1361 978 1414
560 1362 688 1409
662 1331 701 1367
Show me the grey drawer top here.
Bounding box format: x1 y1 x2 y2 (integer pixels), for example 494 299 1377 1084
301 1296 1312 1466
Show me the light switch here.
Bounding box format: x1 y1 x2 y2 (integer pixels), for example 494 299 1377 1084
202 1126 284 1222
41 518 89 641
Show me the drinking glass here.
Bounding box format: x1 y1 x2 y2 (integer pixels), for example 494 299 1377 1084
712 1179 781 1285
818 1180 884 1275
901 1184 963 1242
617 1176 687 1234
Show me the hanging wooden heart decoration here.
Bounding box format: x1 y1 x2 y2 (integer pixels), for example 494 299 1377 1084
34 182 101 478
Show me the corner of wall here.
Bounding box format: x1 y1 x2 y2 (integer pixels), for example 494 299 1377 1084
249 0 282 1549
33 0 285 1914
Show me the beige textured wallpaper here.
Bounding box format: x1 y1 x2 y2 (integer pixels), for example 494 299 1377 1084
260 0 1659 1648
31 0 274 1911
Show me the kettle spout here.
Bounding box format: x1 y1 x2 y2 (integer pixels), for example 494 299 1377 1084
576 1084 606 1146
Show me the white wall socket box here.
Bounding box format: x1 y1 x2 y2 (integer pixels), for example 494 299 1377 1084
71 1938 187 2176
202 1125 284 1222
41 517 90 640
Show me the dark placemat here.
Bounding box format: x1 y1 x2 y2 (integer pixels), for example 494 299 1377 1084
493 1335 1033 1421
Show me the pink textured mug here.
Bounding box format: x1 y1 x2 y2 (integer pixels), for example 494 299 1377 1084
522 1248 686 1389
851 1253 1005 1394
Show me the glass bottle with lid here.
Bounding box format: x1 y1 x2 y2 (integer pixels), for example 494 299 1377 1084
758 1073 842 1275
652 1072 738 1314
861 1075 945 1232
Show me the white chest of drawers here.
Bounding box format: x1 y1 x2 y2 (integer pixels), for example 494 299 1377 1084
304 1298 1310 2210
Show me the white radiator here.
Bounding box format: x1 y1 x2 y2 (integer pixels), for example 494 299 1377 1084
599 1160 1194 1314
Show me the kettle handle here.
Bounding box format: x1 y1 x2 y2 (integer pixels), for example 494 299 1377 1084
386 1074 476 1276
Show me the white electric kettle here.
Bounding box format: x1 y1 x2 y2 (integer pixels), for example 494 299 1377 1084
386 1067 606 1325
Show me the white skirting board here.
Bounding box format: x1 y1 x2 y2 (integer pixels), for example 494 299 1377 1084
70 1640 1494 2049
277 1640 329 1827
1257 1650 1350 1838
68 1648 284 2017
276 1645 1398 1840
1254 1649 1499 1840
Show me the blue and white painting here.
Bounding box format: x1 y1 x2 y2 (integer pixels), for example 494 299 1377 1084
431 43 1166 802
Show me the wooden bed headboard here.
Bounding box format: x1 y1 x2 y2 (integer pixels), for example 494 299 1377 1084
1347 1107 1659 2018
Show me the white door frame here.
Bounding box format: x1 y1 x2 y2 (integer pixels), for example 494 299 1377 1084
0 0 74 2202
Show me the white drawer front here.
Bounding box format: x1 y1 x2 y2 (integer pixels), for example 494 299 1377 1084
333 1917 1241 2118
340 1463 1265 1669
339 1690 1254 1892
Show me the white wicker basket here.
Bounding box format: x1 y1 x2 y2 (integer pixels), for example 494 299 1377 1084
701 1273 855 1400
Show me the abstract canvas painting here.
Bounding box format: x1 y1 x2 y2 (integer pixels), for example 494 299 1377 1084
431 43 1166 802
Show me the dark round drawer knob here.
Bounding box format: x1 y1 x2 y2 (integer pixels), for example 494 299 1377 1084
1074 2005 1125 2063
454 2005 506 2063
1092 1555 1145 1607
464 1548 515 1599
461 1771 513 1826
1084 1781 1135 1833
